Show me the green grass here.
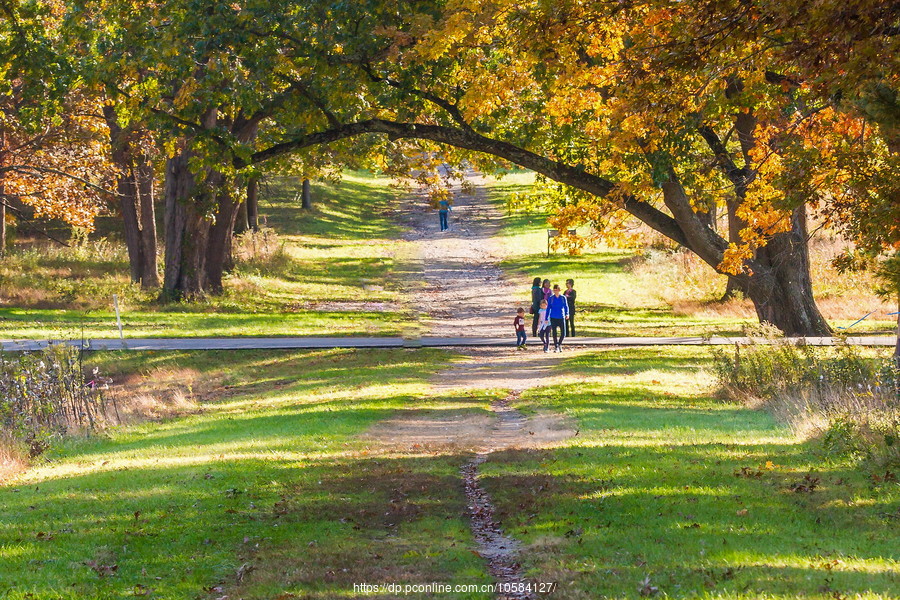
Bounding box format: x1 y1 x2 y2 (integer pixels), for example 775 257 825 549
0 348 493 599
1 346 897 598
0 172 414 339
477 347 900 599
0 307 407 339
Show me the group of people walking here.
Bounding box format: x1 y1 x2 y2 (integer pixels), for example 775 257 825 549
513 277 577 352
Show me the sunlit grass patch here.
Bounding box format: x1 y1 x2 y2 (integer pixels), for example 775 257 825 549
0 348 497 599
0 172 411 338
477 347 900 598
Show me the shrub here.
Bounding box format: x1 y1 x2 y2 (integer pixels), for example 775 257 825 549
0 345 117 455
233 227 291 276
713 333 899 468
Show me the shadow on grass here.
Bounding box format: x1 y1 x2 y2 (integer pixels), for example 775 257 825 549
502 252 631 280
559 347 714 376
482 439 900 598
476 368 900 598
0 347 496 599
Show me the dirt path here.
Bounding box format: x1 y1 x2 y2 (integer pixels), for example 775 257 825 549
364 347 578 600
396 175 521 338
461 390 541 600
364 348 578 453
388 177 578 598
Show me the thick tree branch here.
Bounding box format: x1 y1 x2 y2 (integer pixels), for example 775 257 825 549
697 124 752 187
360 64 475 133
273 74 340 129
661 171 728 264
249 119 688 245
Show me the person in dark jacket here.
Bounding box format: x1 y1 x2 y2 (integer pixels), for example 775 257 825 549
564 278 577 337
546 284 570 352
530 277 542 335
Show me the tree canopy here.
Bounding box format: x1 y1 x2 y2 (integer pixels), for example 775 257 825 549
3 0 898 334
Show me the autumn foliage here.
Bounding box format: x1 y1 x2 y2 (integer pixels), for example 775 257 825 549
1 0 897 334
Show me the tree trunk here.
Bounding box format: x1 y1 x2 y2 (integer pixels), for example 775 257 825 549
119 167 144 284
234 200 249 235
722 197 751 300
741 206 831 336
205 189 242 292
301 178 312 209
135 157 159 287
894 297 899 363
0 184 6 258
246 175 259 232
660 174 829 336
103 107 144 284
162 151 211 299
103 106 159 288
1 130 6 257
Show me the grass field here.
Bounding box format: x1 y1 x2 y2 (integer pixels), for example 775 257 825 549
482 347 900 598
0 172 414 339
1 347 897 599
0 348 493 599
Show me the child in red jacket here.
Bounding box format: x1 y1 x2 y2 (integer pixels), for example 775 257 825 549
514 307 527 349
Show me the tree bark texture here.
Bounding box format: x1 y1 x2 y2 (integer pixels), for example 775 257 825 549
162 109 260 298
103 107 159 288
162 151 210 299
0 187 6 257
1 130 7 256
234 199 249 235
136 159 159 286
205 188 242 292
301 178 311 209
246 175 259 232
722 197 751 300
740 207 830 335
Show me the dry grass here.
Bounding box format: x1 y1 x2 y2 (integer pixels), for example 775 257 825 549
626 232 894 323
714 340 900 467
0 432 27 483
106 367 204 424
0 365 205 482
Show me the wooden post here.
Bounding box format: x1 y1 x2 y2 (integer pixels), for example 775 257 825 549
113 294 124 339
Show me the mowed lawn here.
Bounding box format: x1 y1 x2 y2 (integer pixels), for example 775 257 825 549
1 347 897 599
482 347 900 599
0 348 493 599
0 172 415 339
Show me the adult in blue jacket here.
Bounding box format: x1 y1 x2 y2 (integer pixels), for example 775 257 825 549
546 284 570 352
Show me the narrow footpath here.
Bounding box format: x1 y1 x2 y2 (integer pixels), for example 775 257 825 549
395 174 520 338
